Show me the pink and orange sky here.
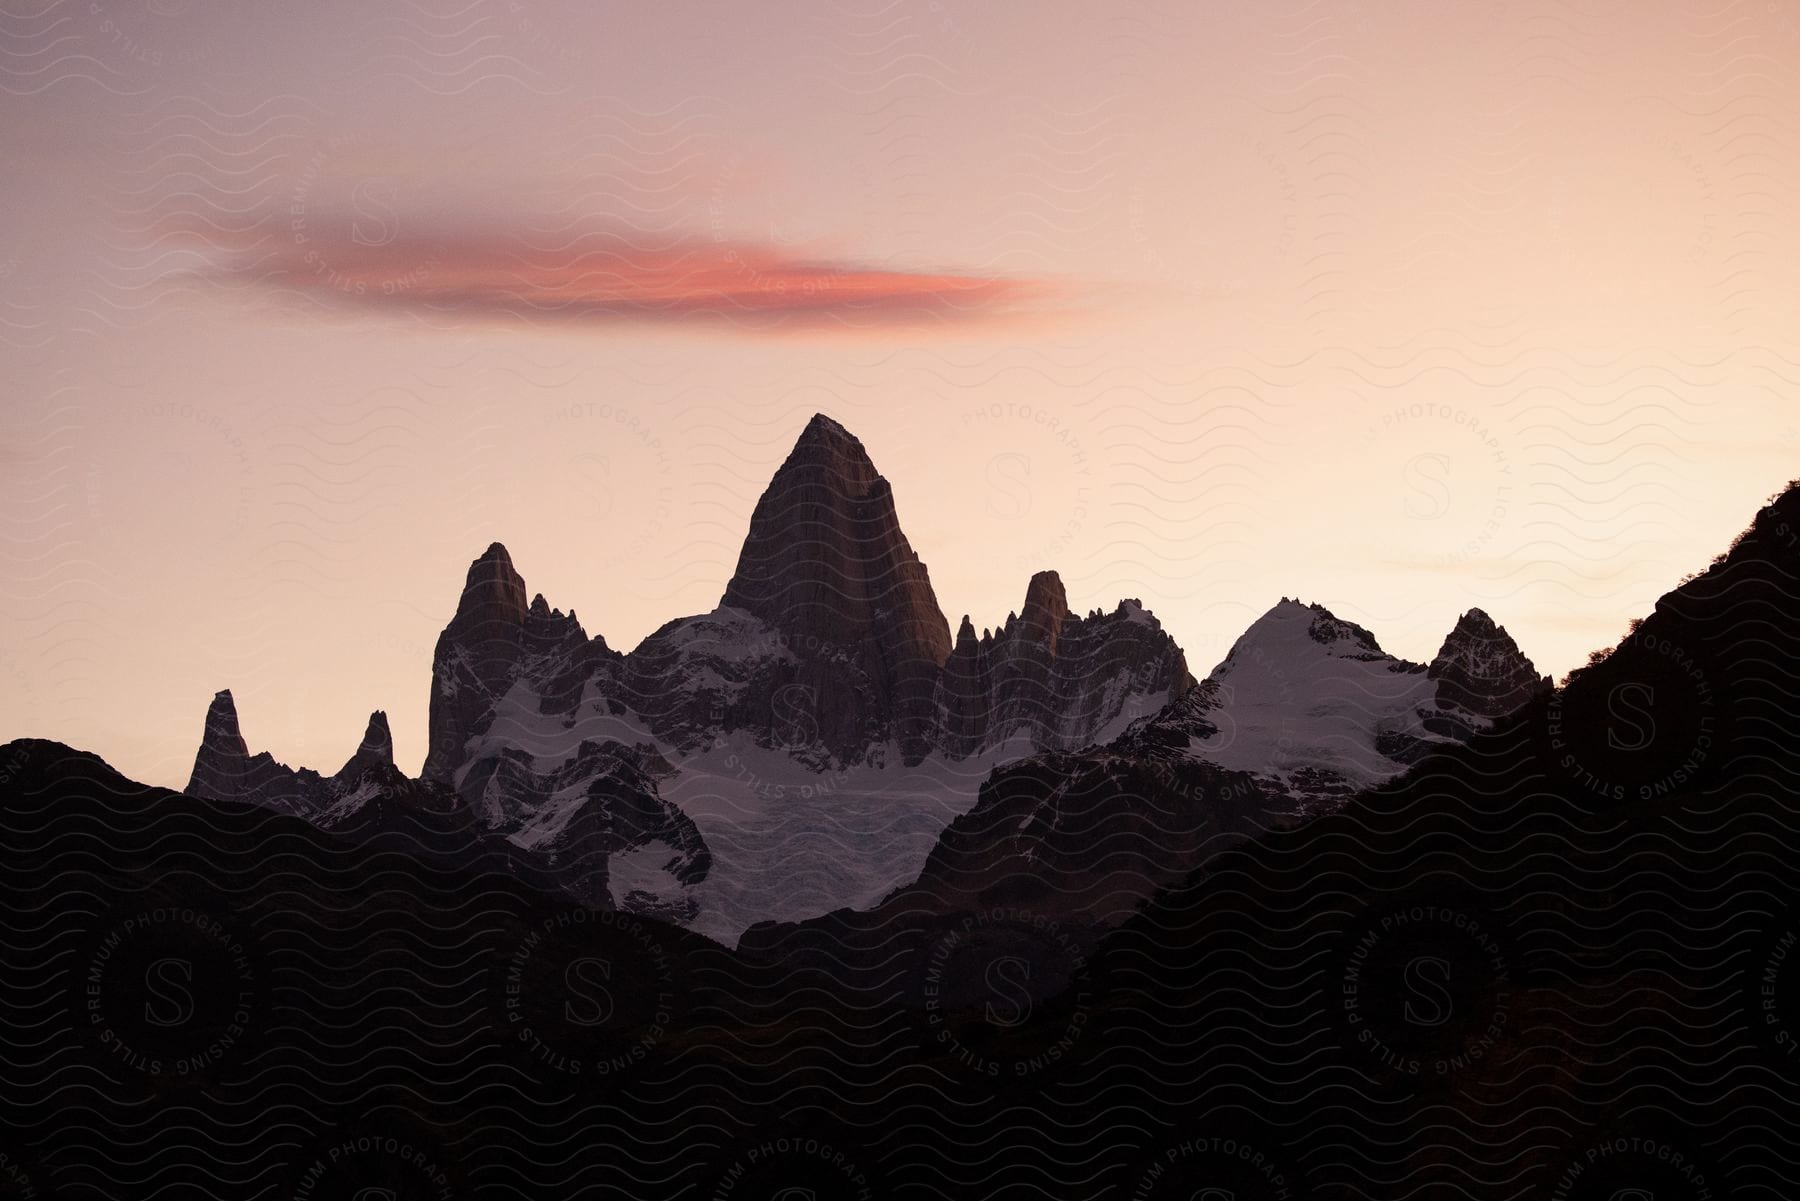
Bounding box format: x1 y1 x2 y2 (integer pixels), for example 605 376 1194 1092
3 0 1798 786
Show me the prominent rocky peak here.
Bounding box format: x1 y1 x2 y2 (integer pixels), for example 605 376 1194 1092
1169 599 1552 818
933 572 1192 759
1242 597 1322 632
420 417 1192 777
720 414 950 657
1451 606 1497 635
785 411 880 484
1431 608 1511 672
187 689 254 803
426 541 616 781
1428 607 1547 718
1018 570 1070 649
185 690 400 816
452 542 529 631
1214 598 1392 680
523 594 590 653
197 689 248 761
1022 570 1067 611
337 710 395 780
716 414 953 758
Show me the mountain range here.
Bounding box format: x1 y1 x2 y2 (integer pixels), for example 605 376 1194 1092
177 414 1545 942
4 421 1797 1198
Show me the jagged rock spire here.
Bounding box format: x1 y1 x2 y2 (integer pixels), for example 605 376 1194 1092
453 543 530 631
420 415 1193 780
1427 607 1546 717
424 543 534 783
424 541 609 783
719 413 953 758
934 569 1190 758
336 710 395 780
721 414 952 658
186 689 250 799
1018 570 1070 653
199 689 247 757
185 690 398 815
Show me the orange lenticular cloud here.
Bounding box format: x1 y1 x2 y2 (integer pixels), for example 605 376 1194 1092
206 220 1048 332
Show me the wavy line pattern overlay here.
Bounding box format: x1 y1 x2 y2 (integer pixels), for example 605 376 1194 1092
4 1 1800 1197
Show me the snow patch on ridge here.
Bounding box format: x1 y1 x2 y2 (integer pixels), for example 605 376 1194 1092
1183 599 1444 808
662 733 1008 945
608 837 691 907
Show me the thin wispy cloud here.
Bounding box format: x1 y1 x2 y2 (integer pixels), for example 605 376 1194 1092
191 217 1050 334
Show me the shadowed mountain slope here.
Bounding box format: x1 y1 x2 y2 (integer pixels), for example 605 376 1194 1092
6 480 1800 1198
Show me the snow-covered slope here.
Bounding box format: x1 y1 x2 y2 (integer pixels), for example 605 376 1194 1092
772 599 1554 944
183 414 1543 948
417 552 1164 941
656 734 1011 944
1140 599 1548 815
407 416 1191 938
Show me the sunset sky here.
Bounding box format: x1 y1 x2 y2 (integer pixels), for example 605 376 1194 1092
4 0 1798 786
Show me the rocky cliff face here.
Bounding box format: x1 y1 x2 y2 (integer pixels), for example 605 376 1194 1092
422 544 615 786
190 414 1475 943
1422 607 1550 739
458 737 709 916
186 678 704 916
719 414 953 760
742 600 1551 956
186 415 1186 932
24 478 1800 1201
420 416 1191 782
185 689 394 817
396 415 1195 935
405 542 719 912
336 710 395 781
933 571 1191 758
185 688 257 800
